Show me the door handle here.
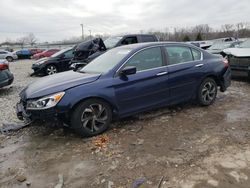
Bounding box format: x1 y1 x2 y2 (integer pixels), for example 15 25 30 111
156 71 168 76
195 63 204 67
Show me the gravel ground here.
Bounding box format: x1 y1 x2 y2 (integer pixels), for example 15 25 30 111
0 60 250 188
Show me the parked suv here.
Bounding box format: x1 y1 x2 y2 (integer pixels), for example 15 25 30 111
0 50 18 62
104 34 158 49
0 60 14 88
70 34 158 69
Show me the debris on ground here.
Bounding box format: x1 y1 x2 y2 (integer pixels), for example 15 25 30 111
132 177 146 188
107 181 114 188
157 176 164 188
54 174 64 188
26 181 31 186
0 122 30 134
131 138 144 146
92 134 110 150
16 175 27 182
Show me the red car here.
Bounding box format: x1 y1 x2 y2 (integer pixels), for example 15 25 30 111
29 49 45 55
32 49 60 60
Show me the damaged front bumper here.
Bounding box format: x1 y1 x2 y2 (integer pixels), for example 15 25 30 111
16 102 32 124
16 100 66 124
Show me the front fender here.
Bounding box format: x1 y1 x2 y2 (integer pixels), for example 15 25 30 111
57 80 118 115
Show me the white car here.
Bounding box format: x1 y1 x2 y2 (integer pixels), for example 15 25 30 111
0 50 18 62
223 39 250 79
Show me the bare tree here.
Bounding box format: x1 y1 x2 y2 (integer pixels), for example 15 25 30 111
221 24 235 37
26 33 37 46
17 36 28 49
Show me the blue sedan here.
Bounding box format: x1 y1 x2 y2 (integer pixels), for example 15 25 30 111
17 42 231 137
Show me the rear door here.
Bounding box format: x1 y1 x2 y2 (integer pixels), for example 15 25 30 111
113 46 170 116
163 45 205 103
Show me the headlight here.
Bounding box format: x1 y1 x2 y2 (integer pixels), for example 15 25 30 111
26 92 65 110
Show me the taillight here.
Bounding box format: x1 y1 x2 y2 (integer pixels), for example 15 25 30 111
0 63 9 70
222 58 229 68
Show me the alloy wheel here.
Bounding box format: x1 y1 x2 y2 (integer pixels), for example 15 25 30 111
201 81 216 103
80 103 108 133
46 65 57 75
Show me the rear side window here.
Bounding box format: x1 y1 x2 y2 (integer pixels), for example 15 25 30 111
124 47 163 71
141 35 156 42
164 46 193 65
121 37 138 45
191 48 202 60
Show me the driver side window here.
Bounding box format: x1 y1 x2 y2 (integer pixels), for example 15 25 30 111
124 47 163 72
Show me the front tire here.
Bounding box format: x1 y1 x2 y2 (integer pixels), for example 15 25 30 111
197 78 217 106
45 65 57 75
6 56 13 62
71 99 112 137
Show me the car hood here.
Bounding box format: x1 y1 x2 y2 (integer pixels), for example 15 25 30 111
20 71 101 99
223 48 250 57
34 57 48 64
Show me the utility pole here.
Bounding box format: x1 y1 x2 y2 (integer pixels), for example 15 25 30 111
88 29 92 38
80 24 84 40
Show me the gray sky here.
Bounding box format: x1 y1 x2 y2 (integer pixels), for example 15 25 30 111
0 0 249 42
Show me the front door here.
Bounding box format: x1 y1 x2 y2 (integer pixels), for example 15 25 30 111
113 47 170 116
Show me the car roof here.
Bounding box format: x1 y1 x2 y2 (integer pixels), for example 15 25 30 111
113 34 157 38
115 42 198 51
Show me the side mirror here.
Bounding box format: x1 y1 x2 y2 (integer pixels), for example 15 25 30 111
120 66 136 76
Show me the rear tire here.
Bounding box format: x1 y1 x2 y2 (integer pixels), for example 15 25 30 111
71 99 112 137
6 56 13 62
197 78 217 106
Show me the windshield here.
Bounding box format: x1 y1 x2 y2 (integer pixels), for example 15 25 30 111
208 42 232 50
104 36 123 49
80 48 131 74
239 39 250 48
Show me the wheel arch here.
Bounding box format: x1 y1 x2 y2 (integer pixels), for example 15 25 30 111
69 96 119 119
6 56 13 61
200 74 221 88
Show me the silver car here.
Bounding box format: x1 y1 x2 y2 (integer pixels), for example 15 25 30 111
0 50 18 62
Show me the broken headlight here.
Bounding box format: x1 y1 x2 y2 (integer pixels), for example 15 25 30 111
26 92 65 110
